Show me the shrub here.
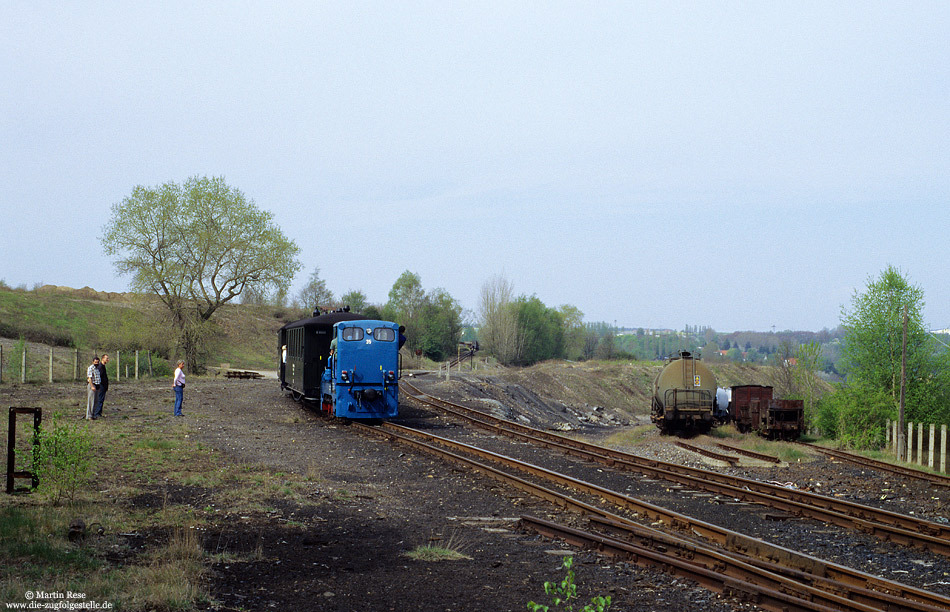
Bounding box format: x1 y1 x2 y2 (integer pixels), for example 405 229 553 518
815 385 893 449
28 415 93 504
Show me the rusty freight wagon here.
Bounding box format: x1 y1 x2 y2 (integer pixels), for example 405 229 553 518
730 385 804 440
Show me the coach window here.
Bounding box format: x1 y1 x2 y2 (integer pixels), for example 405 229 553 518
374 328 395 342
342 327 364 341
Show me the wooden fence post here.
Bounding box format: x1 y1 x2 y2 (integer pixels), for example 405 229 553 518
930 423 937 470
48 347 53 383
918 422 924 465
116 350 120 382
942 424 948 474
0 344 3 384
907 421 914 463
20 345 26 384
135 350 139 381
886 419 891 449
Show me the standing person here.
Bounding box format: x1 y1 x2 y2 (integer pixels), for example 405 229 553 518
93 354 110 419
85 356 100 420
172 360 185 417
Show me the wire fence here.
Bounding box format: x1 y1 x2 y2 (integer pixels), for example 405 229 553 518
0 338 164 384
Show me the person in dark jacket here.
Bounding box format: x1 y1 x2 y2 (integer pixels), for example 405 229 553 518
85 356 100 420
93 354 110 419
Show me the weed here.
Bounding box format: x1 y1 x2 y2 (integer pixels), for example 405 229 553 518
527 556 611 612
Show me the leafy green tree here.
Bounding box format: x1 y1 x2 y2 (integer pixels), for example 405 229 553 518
594 331 615 360
362 304 383 320
514 295 564 365
340 289 368 313
383 272 462 360
558 304 586 360
102 176 301 370
417 288 463 361
840 265 950 423
383 271 425 349
298 267 335 312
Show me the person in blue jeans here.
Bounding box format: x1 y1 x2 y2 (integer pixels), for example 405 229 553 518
173 360 186 416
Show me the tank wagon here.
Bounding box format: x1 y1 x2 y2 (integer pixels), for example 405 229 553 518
651 352 718 435
730 385 804 440
278 310 400 419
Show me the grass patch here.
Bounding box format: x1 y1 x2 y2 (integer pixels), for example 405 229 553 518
600 424 655 448
134 438 177 451
404 531 471 562
0 389 327 610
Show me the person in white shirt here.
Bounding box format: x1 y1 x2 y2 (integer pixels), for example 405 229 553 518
85 356 100 420
173 360 186 416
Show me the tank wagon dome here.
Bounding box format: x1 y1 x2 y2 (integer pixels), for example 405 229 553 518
653 351 718 405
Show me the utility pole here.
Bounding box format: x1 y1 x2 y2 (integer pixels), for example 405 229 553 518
899 306 908 461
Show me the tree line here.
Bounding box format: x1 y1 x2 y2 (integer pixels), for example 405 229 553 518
100 178 950 453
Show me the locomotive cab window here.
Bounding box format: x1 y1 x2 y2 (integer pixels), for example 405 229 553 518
373 328 395 342
341 327 364 342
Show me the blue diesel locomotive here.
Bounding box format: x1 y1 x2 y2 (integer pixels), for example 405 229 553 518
278 310 400 419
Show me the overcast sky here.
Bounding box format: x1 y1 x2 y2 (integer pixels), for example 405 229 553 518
2 2 947 333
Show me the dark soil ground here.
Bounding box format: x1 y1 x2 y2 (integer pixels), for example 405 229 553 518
183 375 754 612
4 369 949 611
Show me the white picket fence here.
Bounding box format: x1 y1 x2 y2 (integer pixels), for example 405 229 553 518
886 419 948 472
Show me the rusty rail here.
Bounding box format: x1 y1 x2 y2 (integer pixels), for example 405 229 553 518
715 442 781 464
674 440 739 465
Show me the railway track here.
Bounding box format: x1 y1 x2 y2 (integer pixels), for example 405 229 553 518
715 442 781 464
402 381 950 557
799 441 950 489
353 418 950 612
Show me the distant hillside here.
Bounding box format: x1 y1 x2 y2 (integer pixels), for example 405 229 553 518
0 285 304 371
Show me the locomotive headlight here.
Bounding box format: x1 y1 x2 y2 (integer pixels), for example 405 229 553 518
386 370 395 382
341 370 349 382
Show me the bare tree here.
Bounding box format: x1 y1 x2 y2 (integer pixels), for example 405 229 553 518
772 340 796 397
478 274 522 365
